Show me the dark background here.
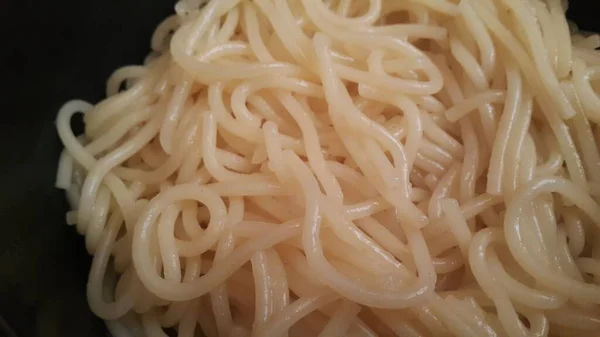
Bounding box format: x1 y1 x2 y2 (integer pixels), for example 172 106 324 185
0 1 598 336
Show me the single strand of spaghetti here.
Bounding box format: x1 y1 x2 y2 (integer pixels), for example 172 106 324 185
486 64 522 195
449 32 488 91
548 0 572 78
444 90 505 123
415 95 446 115
87 211 135 320
196 298 219 337
158 205 183 282
82 186 111 252
555 228 585 282
343 196 390 218
562 82 600 184
151 15 180 52
210 232 236 337
175 135 203 184
414 0 458 15
440 198 471 257
427 164 460 220
503 95 536 188
265 249 290 322
106 66 147 97
509 124 535 191
177 300 200 337
215 148 257 173
317 300 361 337
179 202 203 240
55 150 74 190
160 74 193 154
251 250 275 330
457 118 479 206
457 1 496 80
531 198 560 268
572 61 600 119
205 178 289 197
562 210 586 257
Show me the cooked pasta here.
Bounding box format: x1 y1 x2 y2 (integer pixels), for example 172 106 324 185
55 0 600 336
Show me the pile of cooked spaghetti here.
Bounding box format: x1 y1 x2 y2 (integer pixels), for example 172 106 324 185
56 0 600 336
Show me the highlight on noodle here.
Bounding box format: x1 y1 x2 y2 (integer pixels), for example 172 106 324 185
55 0 600 336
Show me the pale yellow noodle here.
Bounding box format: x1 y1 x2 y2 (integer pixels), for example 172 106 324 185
54 0 600 336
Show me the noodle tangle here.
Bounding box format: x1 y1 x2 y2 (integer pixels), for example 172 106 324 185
55 0 600 336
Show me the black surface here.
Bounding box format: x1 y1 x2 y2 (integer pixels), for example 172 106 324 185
0 1 598 337
0 1 174 336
